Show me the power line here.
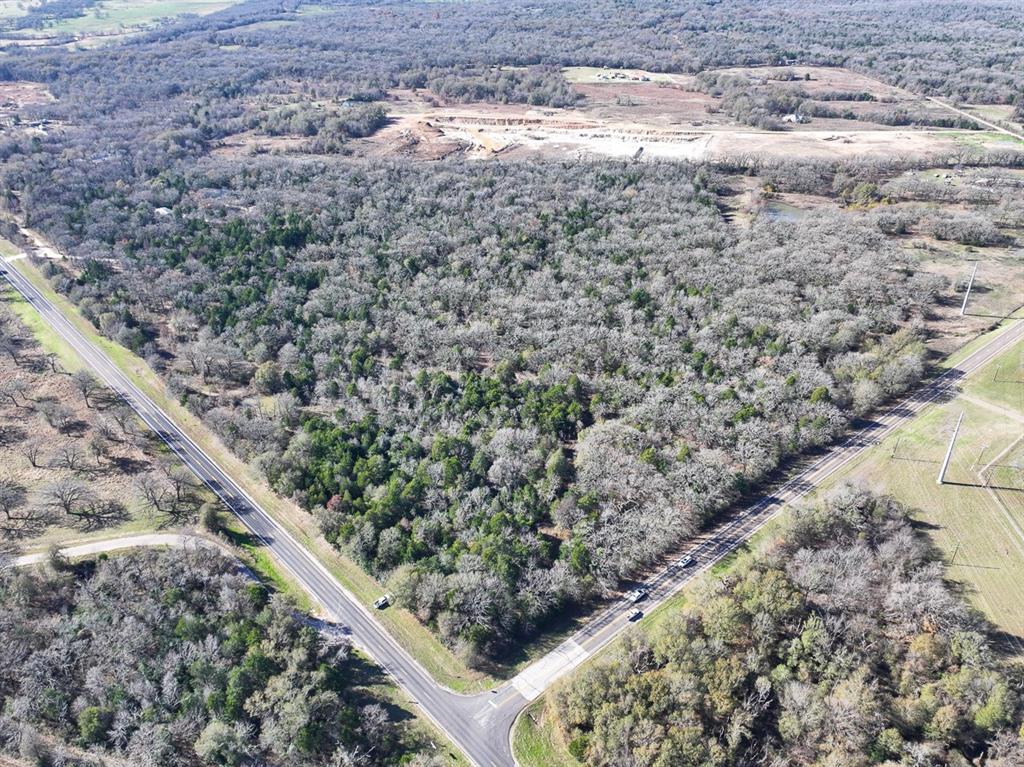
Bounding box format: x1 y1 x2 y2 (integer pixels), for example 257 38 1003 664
937 411 965 485
960 261 978 317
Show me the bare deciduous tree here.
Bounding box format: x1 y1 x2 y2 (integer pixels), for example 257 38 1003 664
20 439 46 469
38 400 77 433
71 370 103 409
0 378 31 408
50 442 91 474
41 478 95 517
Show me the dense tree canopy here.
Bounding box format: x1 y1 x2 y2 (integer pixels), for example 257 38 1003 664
0 548 424 766
553 489 1024 767
0 0 1017 663
3 155 944 661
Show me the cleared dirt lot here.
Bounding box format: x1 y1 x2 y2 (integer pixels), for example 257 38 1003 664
362 104 1009 162
344 67 1023 163
0 81 53 115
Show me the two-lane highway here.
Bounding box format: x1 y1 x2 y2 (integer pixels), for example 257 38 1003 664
4 249 1022 767
0 258 519 767
495 313 1024 706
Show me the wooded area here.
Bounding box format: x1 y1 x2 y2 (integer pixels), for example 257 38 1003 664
0 548 429 766
4 156 946 662
552 489 1024 767
0 0 1020 664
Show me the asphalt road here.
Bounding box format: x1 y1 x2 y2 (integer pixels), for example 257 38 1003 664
0 259 514 766
4 254 1022 767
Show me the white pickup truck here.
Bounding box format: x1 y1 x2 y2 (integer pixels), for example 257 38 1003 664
624 587 649 603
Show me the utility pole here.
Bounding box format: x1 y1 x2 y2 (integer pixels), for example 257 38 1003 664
960 261 978 317
937 411 964 485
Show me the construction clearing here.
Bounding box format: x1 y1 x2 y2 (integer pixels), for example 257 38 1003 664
338 66 1024 163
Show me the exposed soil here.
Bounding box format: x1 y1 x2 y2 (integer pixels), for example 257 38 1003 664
0 81 54 115
339 68 1020 163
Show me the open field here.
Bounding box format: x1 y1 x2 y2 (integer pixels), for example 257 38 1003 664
0 0 238 45
709 65 905 97
563 66 690 85
961 103 1024 136
910 241 1024 356
0 81 54 115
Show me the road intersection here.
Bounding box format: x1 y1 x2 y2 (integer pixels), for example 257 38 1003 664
4 253 1022 766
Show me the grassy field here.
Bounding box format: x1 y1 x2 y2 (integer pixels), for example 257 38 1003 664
513 699 583 767
806 334 1024 653
962 104 1024 133
946 129 1024 148
0 0 238 40
512 326 1023 765
4 245 497 694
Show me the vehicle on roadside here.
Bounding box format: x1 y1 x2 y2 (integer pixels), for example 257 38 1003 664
624 588 649 603
374 594 394 609
627 608 643 622
677 554 696 568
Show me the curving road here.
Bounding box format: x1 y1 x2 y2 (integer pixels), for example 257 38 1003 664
3 252 1023 766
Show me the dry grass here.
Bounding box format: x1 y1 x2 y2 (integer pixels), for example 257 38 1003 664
0 289 186 552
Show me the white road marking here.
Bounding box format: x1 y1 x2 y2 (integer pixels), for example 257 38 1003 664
3 246 1022 767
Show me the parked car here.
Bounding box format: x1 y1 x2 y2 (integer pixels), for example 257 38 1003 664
374 594 393 609
677 554 696 568
624 588 649 603
627 608 643 622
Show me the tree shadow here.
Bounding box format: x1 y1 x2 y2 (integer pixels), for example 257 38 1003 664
58 419 91 438
69 500 130 532
940 480 1024 492
92 390 122 410
990 629 1024 658
0 513 53 541
107 455 151 475
0 424 27 446
908 518 942 532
